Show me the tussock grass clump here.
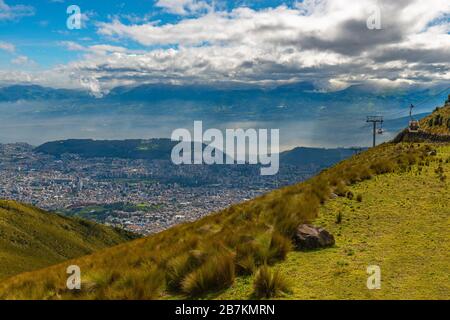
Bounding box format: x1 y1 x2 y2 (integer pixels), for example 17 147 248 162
166 250 205 292
370 159 395 174
252 265 291 299
235 253 256 275
235 240 265 275
334 181 348 197
272 192 320 237
181 253 235 297
268 231 293 262
107 267 164 299
310 177 330 204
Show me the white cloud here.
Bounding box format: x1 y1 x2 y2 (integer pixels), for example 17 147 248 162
0 0 34 21
11 55 34 66
155 0 212 16
0 41 15 53
60 41 141 55
60 41 86 51
80 10 96 29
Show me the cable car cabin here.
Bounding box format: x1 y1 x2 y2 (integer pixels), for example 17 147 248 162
408 120 420 133
377 128 383 134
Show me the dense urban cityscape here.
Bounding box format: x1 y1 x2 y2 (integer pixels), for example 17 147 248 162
0 143 314 234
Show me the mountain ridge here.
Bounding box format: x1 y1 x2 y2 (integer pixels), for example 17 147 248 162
34 138 359 169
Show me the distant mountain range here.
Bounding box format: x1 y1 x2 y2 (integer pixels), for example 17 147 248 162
0 84 90 101
1 83 448 147
1 83 447 117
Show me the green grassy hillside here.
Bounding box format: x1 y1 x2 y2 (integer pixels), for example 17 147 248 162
219 145 450 299
0 200 136 280
418 96 450 135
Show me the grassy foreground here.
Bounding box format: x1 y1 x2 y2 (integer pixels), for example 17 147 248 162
0 201 136 280
218 145 450 299
0 141 444 300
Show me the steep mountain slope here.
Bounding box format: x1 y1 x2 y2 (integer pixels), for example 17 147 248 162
0 200 136 280
0 101 449 300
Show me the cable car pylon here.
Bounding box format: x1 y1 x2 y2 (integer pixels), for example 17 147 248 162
366 116 384 147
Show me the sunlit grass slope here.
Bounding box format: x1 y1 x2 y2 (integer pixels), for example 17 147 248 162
0 141 441 299
419 99 450 135
219 145 450 299
0 201 136 280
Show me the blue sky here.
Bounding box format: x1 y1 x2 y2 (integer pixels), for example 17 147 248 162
0 0 298 67
0 0 449 94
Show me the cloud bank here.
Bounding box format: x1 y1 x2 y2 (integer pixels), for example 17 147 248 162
1 0 449 96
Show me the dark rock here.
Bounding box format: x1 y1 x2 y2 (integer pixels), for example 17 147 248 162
293 224 335 250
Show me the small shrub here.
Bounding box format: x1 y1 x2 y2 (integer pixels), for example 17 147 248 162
346 191 354 200
252 265 291 299
356 194 363 202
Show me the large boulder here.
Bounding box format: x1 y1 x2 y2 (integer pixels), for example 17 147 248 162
293 224 335 250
